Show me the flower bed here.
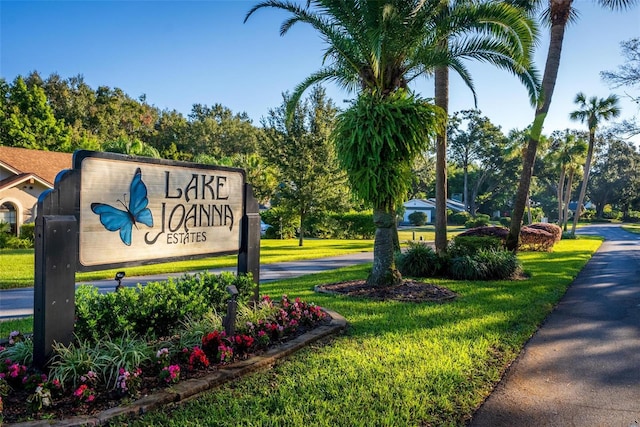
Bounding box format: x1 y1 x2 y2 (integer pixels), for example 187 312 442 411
0 295 330 425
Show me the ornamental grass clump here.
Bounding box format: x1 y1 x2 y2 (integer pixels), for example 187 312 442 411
396 242 443 277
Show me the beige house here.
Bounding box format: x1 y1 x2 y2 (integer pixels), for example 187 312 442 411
0 146 72 235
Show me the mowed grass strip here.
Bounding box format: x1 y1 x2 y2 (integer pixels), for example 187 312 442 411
0 239 374 289
128 236 602 427
0 226 469 289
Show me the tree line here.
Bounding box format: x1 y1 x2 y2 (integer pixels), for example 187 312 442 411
2 0 639 289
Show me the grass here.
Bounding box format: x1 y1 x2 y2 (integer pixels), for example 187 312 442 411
397 224 465 243
0 317 32 338
116 236 601 427
0 227 469 289
0 239 373 289
621 223 640 234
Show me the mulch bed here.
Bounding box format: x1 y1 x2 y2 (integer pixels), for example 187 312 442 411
316 280 458 302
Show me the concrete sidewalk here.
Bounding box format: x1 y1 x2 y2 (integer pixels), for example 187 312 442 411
470 224 640 426
0 251 373 320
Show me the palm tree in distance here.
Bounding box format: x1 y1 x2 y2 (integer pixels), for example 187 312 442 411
549 129 587 230
245 0 539 285
569 92 621 234
505 0 638 251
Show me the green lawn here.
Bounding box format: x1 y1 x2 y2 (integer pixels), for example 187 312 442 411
0 239 373 289
119 236 601 427
0 227 467 290
398 224 465 243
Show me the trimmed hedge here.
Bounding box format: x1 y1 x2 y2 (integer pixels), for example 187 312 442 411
526 222 562 242
456 225 560 252
464 213 490 228
449 211 471 225
74 272 256 343
519 226 555 252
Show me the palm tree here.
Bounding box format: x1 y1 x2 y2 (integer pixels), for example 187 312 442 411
549 130 587 229
432 0 540 253
505 0 638 251
245 0 538 285
569 92 621 234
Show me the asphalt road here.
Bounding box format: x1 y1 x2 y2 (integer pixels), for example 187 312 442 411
470 224 640 426
0 251 373 320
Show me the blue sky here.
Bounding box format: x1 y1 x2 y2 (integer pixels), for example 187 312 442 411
1 1 639 144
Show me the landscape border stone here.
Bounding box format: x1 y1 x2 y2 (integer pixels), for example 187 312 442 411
7 308 347 427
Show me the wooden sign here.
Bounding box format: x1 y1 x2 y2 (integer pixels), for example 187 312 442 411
76 152 245 268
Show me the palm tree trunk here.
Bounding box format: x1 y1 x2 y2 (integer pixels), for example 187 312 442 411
571 131 595 235
557 166 566 224
562 167 574 231
434 65 448 253
368 207 402 287
506 0 572 251
463 161 469 212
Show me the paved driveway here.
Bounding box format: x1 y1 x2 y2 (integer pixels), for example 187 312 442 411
470 224 640 426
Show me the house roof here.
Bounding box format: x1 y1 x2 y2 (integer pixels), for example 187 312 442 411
0 146 73 186
0 173 52 192
404 198 466 212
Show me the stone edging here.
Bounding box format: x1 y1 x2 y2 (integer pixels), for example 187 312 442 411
9 309 348 427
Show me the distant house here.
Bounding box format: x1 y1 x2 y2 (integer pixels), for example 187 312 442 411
0 146 73 235
402 198 466 224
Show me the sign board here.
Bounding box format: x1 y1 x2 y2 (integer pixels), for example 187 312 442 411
76 151 245 268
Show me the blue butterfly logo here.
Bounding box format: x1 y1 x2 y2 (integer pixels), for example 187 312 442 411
91 167 154 246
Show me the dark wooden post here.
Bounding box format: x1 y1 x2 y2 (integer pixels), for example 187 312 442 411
33 215 77 368
33 169 79 369
237 183 260 301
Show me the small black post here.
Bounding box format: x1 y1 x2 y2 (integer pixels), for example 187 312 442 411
223 285 239 336
238 183 260 301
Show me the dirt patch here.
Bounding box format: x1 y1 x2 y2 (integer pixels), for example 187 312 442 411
316 279 458 302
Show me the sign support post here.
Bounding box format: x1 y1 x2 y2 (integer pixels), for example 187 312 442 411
237 183 260 301
33 215 77 368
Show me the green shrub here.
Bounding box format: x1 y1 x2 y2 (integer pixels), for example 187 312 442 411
260 208 298 239
448 249 520 280
448 255 486 280
396 242 443 277
624 210 640 223
19 223 35 243
499 216 511 227
299 211 374 239
601 205 620 220
337 212 375 239
448 211 470 225
448 236 503 258
4 236 32 249
464 213 490 228
582 208 598 221
74 272 255 342
473 249 521 280
408 211 428 226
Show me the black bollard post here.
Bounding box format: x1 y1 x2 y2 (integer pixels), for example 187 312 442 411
223 285 239 336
